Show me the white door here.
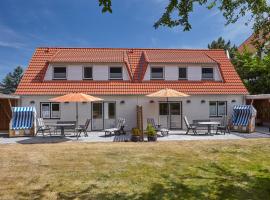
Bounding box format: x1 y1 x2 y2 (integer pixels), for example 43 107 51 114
92 102 103 130
159 102 182 129
104 102 116 129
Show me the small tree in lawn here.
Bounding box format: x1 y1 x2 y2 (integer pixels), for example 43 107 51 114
1 66 24 94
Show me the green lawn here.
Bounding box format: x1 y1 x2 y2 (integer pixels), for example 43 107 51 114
0 139 270 200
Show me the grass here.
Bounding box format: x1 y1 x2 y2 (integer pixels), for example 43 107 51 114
0 139 270 200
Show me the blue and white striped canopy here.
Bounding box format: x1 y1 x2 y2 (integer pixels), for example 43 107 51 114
11 107 36 130
232 105 256 126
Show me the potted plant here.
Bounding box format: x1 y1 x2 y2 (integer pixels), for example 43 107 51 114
131 128 142 142
146 124 157 142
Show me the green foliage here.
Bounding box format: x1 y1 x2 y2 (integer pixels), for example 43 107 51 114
233 50 270 94
208 37 238 58
98 0 270 50
1 66 23 94
131 128 141 136
146 123 157 137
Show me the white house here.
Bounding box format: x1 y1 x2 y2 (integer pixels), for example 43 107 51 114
15 47 248 130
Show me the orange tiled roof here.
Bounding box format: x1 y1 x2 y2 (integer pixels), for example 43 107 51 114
16 47 248 95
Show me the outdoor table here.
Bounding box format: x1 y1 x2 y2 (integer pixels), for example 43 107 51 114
50 123 75 136
197 121 220 135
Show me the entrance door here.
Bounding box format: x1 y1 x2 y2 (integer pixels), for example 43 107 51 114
92 102 116 130
92 102 103 130
159 102 182 129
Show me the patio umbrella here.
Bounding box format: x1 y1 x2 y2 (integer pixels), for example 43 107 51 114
146 88 189 128
49 93 103 126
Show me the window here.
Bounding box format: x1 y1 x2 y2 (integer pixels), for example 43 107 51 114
159 103 168 115
151 67 164 79
83 67 92 79
40 103 60 119
202 67 214 80
179 67 187 79
108 103 116 119
109 67 122 79
53 67 66 79
209 101 227 117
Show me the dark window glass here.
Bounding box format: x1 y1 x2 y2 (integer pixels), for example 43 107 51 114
41 103 60 119
109 67 122 79
202 68 214 79
159 103 168 115
41 103 50 119
179 67 187 79
108 103 116 119
53 67 66 79
170 103 181 115
93 103 103 118
209 101 227 117
84 67 92 79
151 67 164 79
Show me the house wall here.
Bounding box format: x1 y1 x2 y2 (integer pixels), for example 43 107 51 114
21 94 244 131
143 64 222 81
44 64 130 81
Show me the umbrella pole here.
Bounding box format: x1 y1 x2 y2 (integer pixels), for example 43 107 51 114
167 97 169 129
76 102 78 127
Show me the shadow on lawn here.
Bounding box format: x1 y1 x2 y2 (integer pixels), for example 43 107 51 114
17 136 70 144
15 163 270 200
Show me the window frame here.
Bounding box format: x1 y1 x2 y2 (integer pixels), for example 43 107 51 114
209 101 227 117
202 67 214 80
53 66 67 80
40 102 61 119
150 66 165 80
178 67 187 80
83 66 93 80
109 66 123 80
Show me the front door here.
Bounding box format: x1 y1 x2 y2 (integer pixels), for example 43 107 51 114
159 102 182 129
92 102 116 130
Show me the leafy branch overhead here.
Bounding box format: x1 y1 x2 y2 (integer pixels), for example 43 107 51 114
98 0 270 48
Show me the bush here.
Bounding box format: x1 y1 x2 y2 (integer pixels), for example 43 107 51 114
131 128 141 136
146 124 157 137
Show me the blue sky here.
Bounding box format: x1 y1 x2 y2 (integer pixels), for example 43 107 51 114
0 0 254 80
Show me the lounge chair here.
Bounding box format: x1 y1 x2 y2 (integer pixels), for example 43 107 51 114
36 118 51 137
216 116 231 134
184 116 198 135
75 119 91 139
147 118 169 136
104 118 126 137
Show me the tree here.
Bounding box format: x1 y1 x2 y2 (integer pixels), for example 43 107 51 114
1 66 24 94
233 50 270 94
208 37 237 58
98 0 270 50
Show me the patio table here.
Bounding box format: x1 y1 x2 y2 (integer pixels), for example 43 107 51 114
50 123 75 136
197 121 220 135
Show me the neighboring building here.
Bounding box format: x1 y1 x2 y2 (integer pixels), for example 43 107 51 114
15 47 248 130
238 33 270 55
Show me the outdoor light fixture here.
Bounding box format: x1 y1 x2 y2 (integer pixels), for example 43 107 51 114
201 100 205 104
82 102 87 104
30 100 35 104
149 100 155 103
186 100 191 103
64 102 69 104
120 100 125 104
232 100 236 103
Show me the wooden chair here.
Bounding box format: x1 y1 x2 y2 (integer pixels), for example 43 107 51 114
36 118 51 137
75 119 91 139
216 116 231 134
184 116 198 135
147 118 169 136
104 118 126 137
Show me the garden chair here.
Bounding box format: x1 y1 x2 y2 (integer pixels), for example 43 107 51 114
104 118 126 137
184 116 198 135
216 116 231 134
147 118 169 136
75 119 91 139
36 118 51 137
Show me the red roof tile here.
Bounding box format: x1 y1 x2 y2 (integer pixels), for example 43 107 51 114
15 47 248 95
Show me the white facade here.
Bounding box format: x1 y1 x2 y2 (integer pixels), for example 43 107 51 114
143 64 222 81
44 64 130 81
20 94 244 131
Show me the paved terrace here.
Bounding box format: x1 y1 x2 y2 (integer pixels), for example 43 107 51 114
0 128 270 144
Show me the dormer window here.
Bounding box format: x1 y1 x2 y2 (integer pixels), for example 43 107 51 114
151 67 164 80
178 67 187 79
202 67 214 80
83 67 93 79
109 67 122 80
53 67 66 80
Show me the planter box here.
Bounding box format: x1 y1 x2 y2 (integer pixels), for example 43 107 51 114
147 135 157 142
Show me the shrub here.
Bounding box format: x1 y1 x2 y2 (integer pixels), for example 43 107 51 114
146 124 157 137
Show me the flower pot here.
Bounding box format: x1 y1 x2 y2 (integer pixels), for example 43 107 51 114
147 135 157 142
131 135 141 142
